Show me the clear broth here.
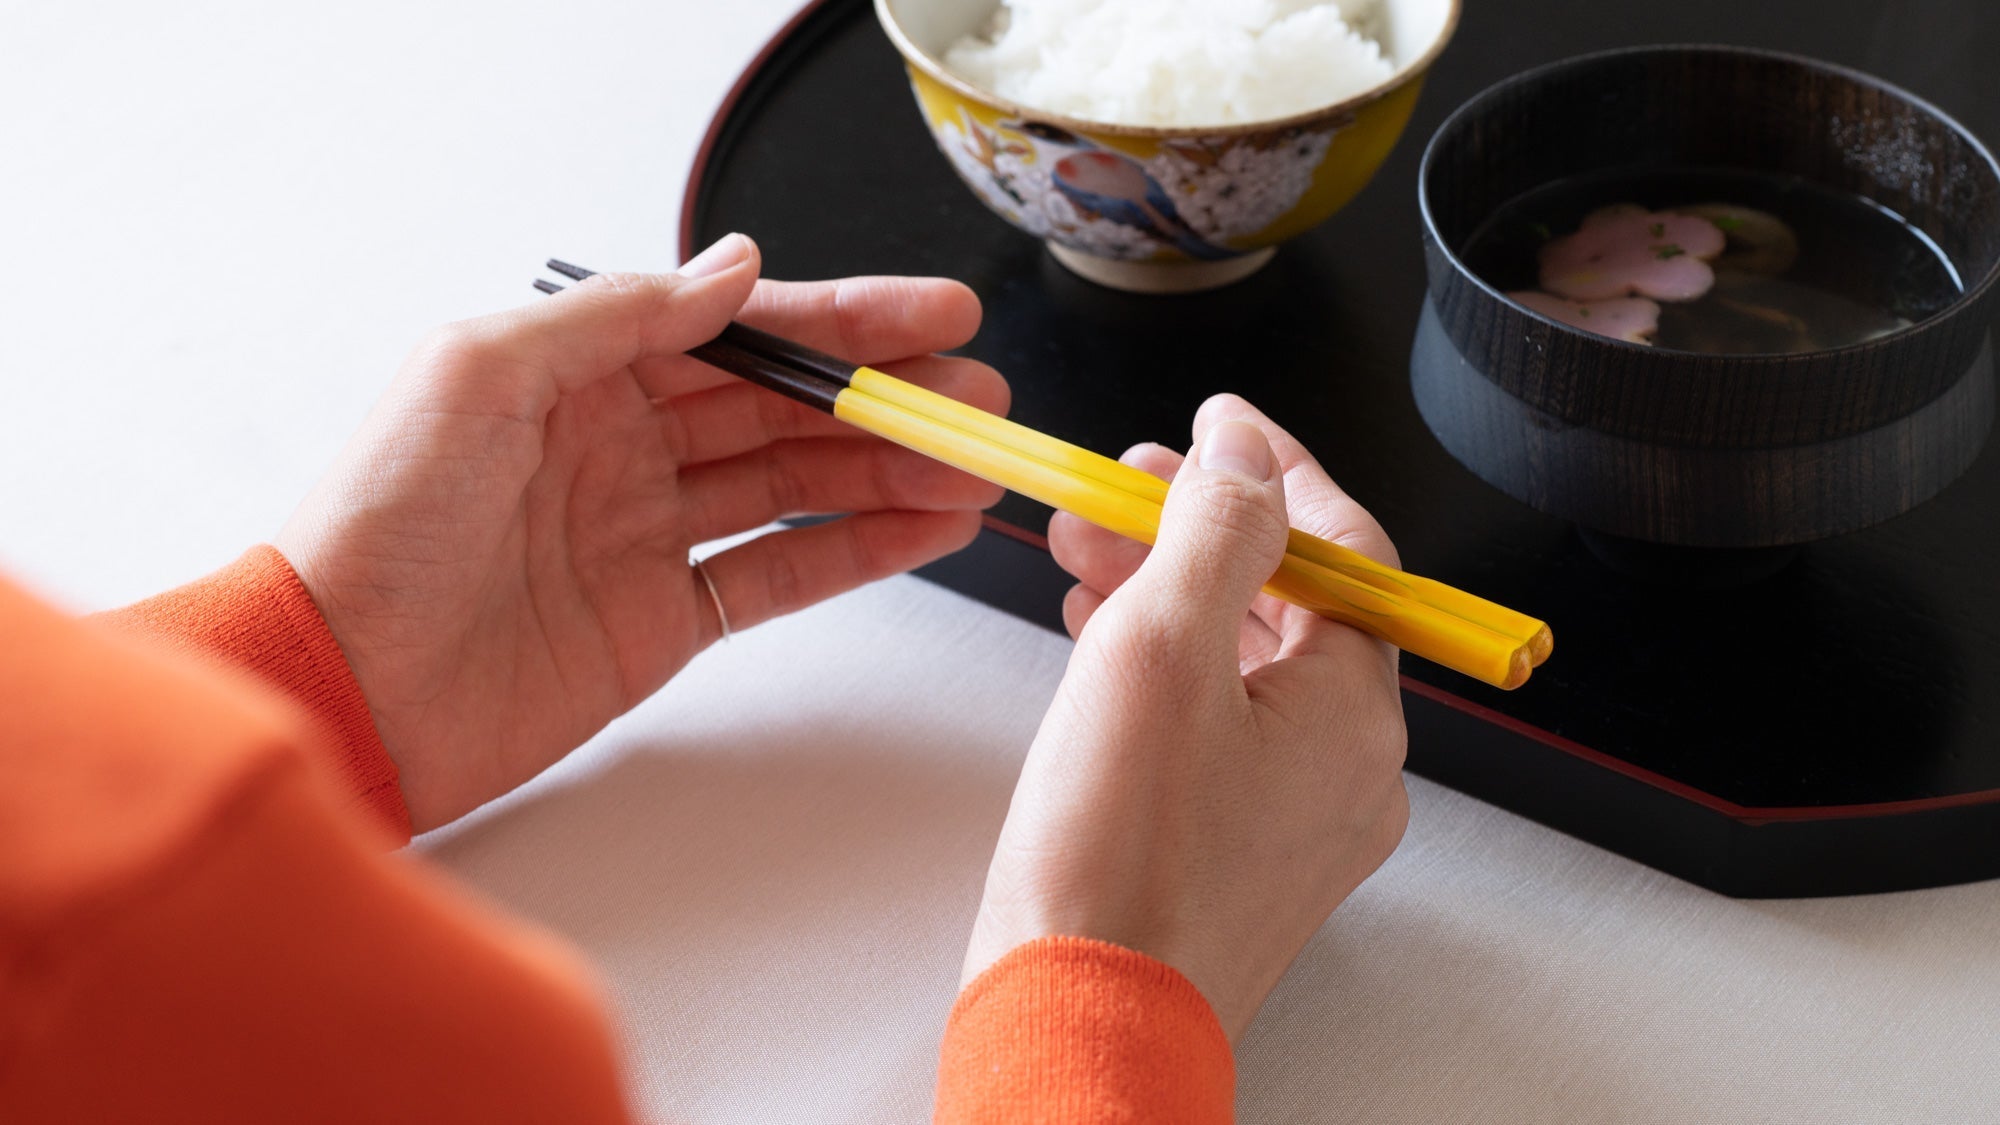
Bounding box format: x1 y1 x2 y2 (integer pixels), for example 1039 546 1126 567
1461 167 1963 354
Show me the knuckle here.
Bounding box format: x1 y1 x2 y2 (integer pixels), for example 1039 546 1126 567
765 450 811 515
930 357 1011 415
1089 600 1164 658
413 321 482 370
1201 391 1253 420
1046 511 1097 575
1062 582 1100 637
1186 473 1283 536
576 270 658 298
1191 392 1248 433
1170 482 1285 580
942 508 983 551
981 363 1013 415
1087 603 1193 687
1293 489 1401 569
761 538 805 612
844 516 889 579
659 403 694 459
829 279 875 359
869 442 922 510
753 381 798 440
406 323 518 409
1329 673 1409 771
1080 604 1216 700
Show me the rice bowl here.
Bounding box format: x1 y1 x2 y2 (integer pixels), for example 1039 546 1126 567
877 0 1459 292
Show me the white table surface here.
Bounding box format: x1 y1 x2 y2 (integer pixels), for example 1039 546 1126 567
5 3 1997 1122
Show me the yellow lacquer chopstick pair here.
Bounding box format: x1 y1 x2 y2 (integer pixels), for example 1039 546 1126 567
534 260 1552 689
829 361 1551 690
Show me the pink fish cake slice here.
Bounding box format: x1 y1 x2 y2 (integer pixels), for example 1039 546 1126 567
1540 205 1727 302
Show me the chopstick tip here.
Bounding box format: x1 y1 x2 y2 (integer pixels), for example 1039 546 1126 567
1527 624 1554 667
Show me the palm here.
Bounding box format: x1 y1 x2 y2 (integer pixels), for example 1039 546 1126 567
375 365 700 810
278 265 1005 831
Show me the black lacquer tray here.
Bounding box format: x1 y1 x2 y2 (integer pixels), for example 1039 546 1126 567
683 0 2000 896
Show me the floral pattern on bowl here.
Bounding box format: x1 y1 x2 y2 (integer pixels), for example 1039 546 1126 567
927 102 1344 262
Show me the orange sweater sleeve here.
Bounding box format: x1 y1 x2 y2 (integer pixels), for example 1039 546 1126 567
0 572 633 1124
936 936 1236 1123
96 545 410 841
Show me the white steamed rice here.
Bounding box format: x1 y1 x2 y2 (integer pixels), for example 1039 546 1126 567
941 0 1396 128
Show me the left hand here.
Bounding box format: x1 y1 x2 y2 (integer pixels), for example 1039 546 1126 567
276 235 1007 831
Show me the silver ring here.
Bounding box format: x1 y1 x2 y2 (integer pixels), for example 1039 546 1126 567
691 555 731 641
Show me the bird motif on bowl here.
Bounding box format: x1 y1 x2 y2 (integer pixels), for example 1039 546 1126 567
922 99 1343 263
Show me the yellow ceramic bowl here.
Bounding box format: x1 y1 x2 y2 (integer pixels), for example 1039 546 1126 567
875 0 1460 293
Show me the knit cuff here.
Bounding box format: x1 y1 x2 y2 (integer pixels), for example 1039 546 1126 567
936 935 1235 1123
96 545 411 842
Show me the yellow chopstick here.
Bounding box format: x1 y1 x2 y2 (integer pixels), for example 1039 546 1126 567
846 366 1551 678
832 376 1542 689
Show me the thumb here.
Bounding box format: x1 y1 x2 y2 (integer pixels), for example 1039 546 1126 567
1123 419 1289 656
446 233 763 398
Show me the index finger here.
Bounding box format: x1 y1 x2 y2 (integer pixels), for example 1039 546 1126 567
429 240 762 418
634 274 985 400
739 275 983 361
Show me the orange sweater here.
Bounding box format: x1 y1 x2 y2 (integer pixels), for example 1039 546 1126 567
0 548 1233 1123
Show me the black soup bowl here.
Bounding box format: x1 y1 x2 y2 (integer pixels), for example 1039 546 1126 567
1412 45 2000 578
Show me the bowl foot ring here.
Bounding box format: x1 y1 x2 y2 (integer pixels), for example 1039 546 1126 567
1047 243 1276 294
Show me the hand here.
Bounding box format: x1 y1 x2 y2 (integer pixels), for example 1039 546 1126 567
275 235 1007 831
962 395 1408 1040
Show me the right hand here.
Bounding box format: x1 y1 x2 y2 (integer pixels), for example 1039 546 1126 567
962 394 1409 1040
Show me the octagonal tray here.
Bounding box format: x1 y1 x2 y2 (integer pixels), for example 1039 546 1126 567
682 0 2000 896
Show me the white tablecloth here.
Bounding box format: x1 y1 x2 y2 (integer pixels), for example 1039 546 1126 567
5 3 1995 1121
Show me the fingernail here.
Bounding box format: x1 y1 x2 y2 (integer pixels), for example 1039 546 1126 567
678 233 751 279
1198 421 1274 481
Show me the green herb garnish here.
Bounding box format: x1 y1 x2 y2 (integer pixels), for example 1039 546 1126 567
1655 244 1686 260
1712 215 1745 232
1578 306 1591 317
1648 222 1665 238
1529 222 1552 241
